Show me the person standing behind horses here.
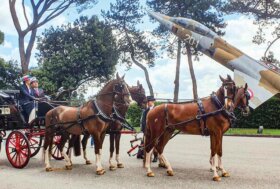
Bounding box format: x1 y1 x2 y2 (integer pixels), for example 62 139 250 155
18 75 36 123
137 96 158 162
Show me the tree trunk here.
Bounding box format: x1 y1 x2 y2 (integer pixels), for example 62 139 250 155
173 40 181 102
186 45 198 100
18 34 28 74
131 55 154 96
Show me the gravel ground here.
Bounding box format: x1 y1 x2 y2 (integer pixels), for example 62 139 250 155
0 134 279 189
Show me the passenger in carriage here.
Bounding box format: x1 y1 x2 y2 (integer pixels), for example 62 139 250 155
18 75 36 123
137 96 158 162
30 77 45 98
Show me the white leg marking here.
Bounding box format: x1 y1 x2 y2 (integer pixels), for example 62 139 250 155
96 149 103 171
61 149 71 166
116 154 121 164
145 148 153 173
109 156 114 167
160 154 173 172
44 147 51 169
209 154 216 171
217 155 227 174
211 154 219 178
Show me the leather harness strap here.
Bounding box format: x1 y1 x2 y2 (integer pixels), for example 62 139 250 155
76 105 86 134
197 99 209 136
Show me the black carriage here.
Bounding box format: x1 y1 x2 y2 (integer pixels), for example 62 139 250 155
0 90 64 168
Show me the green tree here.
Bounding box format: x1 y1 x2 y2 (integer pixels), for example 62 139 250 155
9 0 97 74
102 0 156 96
147 0 226 101
223 0 280 66
0 59 21 89
36 16 119 95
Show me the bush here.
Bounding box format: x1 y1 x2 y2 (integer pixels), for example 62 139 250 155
126 103 142 128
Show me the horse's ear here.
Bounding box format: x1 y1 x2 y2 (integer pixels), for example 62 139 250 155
121 74 125 80
116 72 120 80
244 83 248 91
219 75 225 82
227 74 232 81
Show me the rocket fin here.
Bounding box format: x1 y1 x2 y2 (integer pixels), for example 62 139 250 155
234 70 277 109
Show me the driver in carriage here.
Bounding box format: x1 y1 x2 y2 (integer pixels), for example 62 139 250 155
18 75 37 123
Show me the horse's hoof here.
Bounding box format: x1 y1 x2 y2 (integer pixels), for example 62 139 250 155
117 163 124 168
167 170 174 176
65 165 72 170
109 165 117 171
70 161 73 166
213 176 221 182
96 169 106 175
210 168 214 172
158 163 167 168
85 160 92 165
222 172 230 177
147 172 155 177
45 167 53 172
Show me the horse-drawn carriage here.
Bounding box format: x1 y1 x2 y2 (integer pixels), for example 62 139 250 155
0 89 65 168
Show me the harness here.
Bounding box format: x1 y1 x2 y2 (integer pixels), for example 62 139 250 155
163 93 236 138
48 99 132 136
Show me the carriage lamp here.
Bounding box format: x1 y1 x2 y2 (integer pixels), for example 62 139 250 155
0 107 10 115
257 126 263 134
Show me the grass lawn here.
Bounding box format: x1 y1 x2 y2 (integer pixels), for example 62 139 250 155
130 127 280 136
226 128 280 136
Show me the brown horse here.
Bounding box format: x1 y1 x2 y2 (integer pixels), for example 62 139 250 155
43 74 132 175
108 81 146 170
144 75 249 181
66 81 146 169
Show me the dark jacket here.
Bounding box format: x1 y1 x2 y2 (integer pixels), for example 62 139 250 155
32 88 45 98
140 106 154 133
18 84 35 105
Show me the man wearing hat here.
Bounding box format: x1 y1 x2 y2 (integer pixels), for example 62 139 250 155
18 75 36 123
137 95 158 162
30 77 45 98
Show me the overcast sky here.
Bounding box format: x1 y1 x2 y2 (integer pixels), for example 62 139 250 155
0 0 279 100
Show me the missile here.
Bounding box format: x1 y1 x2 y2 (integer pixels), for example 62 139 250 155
148 11 280 109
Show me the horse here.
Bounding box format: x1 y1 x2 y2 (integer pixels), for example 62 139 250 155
108 81 146 170
66 81 146 169
144 75 249 181
43 73 132 175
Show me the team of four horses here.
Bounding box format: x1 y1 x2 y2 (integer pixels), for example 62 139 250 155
42 73 250 181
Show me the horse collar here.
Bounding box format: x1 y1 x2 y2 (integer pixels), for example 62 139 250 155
92 100 113 122
211 93 223 109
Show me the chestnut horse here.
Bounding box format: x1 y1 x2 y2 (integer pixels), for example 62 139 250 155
144 76 249 181
66 81 146 169
43 74 132 175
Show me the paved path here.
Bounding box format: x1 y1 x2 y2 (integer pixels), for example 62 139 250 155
0 134 280 189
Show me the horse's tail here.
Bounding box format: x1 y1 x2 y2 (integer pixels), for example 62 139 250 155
42 109 53 162
73 135 81 156
42 108 57 162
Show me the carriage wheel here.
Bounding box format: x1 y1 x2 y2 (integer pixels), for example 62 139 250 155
5 131 31 169
26 130 43 158
51 135 69 160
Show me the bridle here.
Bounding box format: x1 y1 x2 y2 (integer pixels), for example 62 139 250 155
220 81 236 110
